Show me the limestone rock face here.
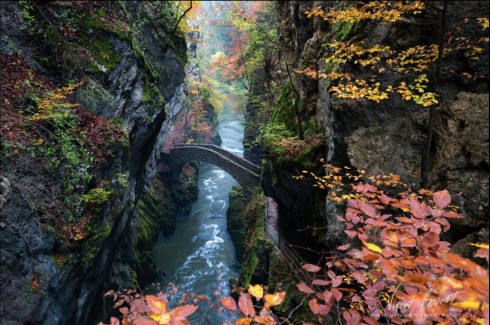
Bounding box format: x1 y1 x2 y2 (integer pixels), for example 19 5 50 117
343 92 489 239
430 93 489 229
346 113 427 186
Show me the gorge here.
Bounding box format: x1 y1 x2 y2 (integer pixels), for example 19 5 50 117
1 1 488 325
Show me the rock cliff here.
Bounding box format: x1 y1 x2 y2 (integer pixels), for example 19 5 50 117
0 2 191 324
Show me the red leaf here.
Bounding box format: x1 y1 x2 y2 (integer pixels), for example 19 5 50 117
297 282 315 294
351 295 361 303
337 244 350 251
309 298 331 315
312 279 331 286
398 217 413 224
238 293 255 317
347 198 359 208
110 317 120 325
365 218 387 227
475 248 489 262
420 232 439 248
408 198 432 219
220 296 237 311
344 230 357 238
433 189 451 209
332 276 343 288
358 201 377 218
352 271 365 284
336 215 346 222
171 304 198 318
331 288 343 301
442 210 463 219
320 290 336 306
379 194 393 205
119 307 129 315
302 264 321 272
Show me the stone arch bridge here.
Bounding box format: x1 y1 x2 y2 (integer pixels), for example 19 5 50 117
163 144 261 189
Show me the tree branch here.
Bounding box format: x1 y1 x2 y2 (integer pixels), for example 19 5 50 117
172 0 192 35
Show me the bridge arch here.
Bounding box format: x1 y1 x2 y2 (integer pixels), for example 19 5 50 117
167 144 261 189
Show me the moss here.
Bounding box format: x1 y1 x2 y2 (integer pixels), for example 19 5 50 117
270 81 297 132
227 186 249 261
237 191 274 288
241 253 259 288
143 76 166 114
82 37 121 73
332 20 360 41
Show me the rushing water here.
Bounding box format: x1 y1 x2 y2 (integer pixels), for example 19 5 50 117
152 97 244 322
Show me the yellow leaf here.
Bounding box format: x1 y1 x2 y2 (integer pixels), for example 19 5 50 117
452 301 482 310
150 312 171 324
248 284 264 300
364 242 382 253
469 243 489 249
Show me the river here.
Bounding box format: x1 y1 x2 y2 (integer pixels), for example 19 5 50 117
152 96 244 323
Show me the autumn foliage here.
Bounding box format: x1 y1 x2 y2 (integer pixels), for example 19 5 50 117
295 165 489 325
296 1 489 107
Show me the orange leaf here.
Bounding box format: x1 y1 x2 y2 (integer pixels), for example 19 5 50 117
221 296 237 312
238 293 255 317
146 295 168 314
235 317 252 324
264 292 286 308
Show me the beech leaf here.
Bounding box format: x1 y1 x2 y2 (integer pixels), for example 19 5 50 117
133 318 157 325
264 292 286 308
337 244 350 251
332 276 343 288
358 201 377 218
248 284 264 300
364 242 382 253
297 282 315 294
238 293 255 317
344 230 357 238
170 304 198 318
235 317 252 325
309 298 331 315
312 279 331 286
433 189 451 209
302 264 321 272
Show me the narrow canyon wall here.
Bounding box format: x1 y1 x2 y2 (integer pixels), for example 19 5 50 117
0 2 191 324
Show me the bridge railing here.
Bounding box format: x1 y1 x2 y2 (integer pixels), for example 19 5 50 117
174 144 261 175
